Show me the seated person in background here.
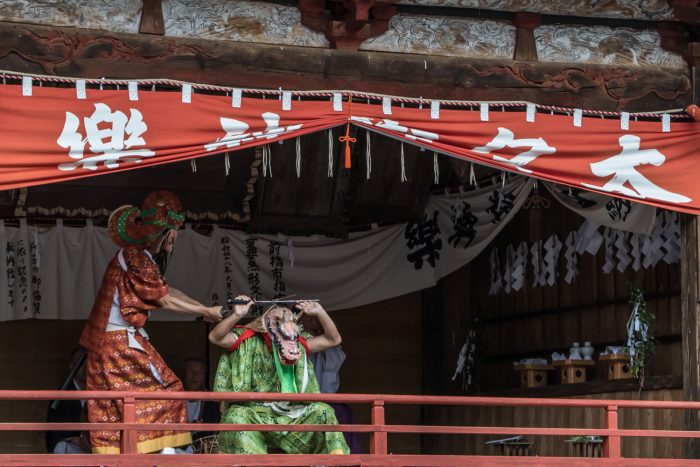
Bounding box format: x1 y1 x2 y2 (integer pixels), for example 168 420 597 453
182 357 220 442
299 314 361 454
209 296 349 455
46 348 90 454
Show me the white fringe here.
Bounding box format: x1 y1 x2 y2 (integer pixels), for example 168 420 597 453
295 136 301 178
469 163 477 187
366 131 372 180
190 159 197 173
327 130 334 178
400 142 407 183
433 152 439 184
224 153 230 176
263 144 272 177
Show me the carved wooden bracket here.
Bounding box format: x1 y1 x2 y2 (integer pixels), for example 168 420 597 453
139 0 164 35
659 21 687 56
299 0 398 50
685 42 700 66
513 12 540 62
670 0 700 24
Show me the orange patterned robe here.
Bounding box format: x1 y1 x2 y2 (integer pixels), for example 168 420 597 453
80 246 191 454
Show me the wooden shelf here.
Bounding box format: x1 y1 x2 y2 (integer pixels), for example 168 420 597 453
482 374 682 398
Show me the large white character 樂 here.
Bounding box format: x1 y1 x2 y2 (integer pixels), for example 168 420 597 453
56 103 155 171
582 134 691 204
471 127 556 174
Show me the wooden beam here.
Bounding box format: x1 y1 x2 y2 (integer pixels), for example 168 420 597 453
681 212 700 458
0 21 690 111
682 43 700 458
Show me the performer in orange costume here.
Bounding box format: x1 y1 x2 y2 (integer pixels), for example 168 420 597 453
80 191 222 454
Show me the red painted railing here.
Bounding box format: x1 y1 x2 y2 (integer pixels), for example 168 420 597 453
0 390 699 466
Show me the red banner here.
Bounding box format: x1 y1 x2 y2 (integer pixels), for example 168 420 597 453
0 84 699 214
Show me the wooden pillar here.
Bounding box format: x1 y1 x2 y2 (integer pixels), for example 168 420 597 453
420 285 443 453
682 43 700 459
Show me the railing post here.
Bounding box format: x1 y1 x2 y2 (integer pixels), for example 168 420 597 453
370 399 388 456
603 404 621 458
120 396 138 454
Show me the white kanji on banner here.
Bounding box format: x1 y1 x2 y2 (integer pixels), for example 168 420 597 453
350 117 439 144
204 112 303 152
472 127 556 174
57 103 155 171
582 135 692 204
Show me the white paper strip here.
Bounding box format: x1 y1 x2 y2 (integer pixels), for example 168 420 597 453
503 245 513 294
333 93 342 112
480 102 489 122
662 211 680 264
649 214 665 267
182 83 192 103
22 76 32 96
573 109 582 127
564 231 579 284
128 81 138 101
430 100 440 119
630 233 641 271
488 248 502 296
662 114 670 133
621 112 630 130
575 220 603 255
530 241 546 287
601 228 615 273
232 88 242 108
282 91 292 111
543 235 562 286
511 242 528 291
526 103 536 123
382 97 392 115
76 80 86 100
614 231 631 273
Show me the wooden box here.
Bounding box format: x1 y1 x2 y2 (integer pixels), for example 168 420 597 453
566 439 603 457
496 441 534 456
553 359 595 384
599 354 633 380
513 363 554 388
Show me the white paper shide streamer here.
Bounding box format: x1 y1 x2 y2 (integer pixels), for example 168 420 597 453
488 248 502 296
295 137 301 178
327 130 334 178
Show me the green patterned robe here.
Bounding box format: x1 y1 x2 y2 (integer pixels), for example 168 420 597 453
213 328 350 454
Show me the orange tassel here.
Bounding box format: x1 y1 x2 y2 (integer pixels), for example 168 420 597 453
339 121 356 169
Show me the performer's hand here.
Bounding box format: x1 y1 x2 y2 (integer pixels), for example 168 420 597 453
203 306 223 323
233 295 253 317
296 301 325 317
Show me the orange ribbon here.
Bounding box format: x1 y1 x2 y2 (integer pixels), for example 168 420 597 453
338 96 356 169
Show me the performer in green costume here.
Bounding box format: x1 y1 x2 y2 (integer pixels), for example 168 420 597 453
209 296 349 455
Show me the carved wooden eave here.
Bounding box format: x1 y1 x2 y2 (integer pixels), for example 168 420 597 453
299 0 399 50
0 21 690 112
